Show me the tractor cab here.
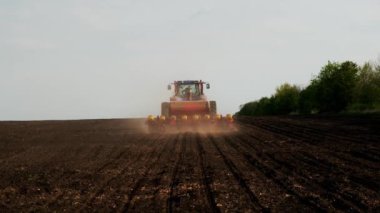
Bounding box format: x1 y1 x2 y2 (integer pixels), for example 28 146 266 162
168 80 210 101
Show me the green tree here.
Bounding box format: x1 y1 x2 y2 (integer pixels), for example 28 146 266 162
298 83 317 114
352 62 380 109
236 60 380 116
256 97 275 115
237 97 275 116
238 101 256 116
272 83 300 114
314 61 359 112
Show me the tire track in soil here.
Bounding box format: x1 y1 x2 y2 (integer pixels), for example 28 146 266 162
238 131 360 211
91 134 149 174
0 145 83 211
0 148 30 165
222 133 326 211
76 134 165 211
1 144 85 190
1 118 379 211
195 133 220 213
267 152 371 211
45 135 151 210
127 134 181 211
240 120 379 195
165 133 214 212
250 118 374 147
120 134 180 212
240 123 378 211
207 134 266 212
293 151 379 192
253 119 380 181
0 145 69 171
228 134 363 212
0 144 88 211
166 133 186 213
266 118 380 144
240 121 378 179
120 134 176 212
225 135 300 209
289 151 377 210
272 120 380 156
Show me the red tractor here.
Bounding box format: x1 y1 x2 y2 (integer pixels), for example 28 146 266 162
146 80 234 132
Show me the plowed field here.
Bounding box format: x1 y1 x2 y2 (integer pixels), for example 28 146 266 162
0 116 379 212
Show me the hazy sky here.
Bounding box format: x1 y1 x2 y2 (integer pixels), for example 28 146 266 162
1 0 379 120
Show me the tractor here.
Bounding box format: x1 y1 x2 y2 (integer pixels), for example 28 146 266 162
146 80 234 132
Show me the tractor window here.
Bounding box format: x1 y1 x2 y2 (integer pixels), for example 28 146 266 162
178 84 200 97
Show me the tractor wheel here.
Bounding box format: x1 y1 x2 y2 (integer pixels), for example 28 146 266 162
161 102 170 117
209 101 217 116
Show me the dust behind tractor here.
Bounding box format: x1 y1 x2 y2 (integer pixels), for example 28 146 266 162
146 80 235 133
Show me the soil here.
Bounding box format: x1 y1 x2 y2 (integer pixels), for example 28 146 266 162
0 116 379 212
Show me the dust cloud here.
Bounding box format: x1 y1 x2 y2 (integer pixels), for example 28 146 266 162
144 123 240 135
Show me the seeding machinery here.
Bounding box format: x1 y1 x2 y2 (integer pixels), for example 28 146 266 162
146 80 234 132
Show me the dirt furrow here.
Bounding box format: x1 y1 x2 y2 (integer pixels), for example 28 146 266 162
223 134 326 211
166 133 186 212
240 121 379 177
121 134 179 212
43 135 153 210
0 117 379 211
195 134 220 213
78 134 166 211
208 134 266 212
236 134 368 212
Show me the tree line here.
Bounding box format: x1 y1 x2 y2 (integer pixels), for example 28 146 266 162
237 60 380 116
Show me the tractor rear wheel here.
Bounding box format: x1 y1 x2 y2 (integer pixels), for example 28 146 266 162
161 102 170 117
209 101 217 116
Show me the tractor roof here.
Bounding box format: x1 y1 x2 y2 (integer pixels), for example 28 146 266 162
174 80 203 84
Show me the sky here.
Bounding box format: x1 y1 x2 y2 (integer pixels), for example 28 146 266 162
1 0 379 120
